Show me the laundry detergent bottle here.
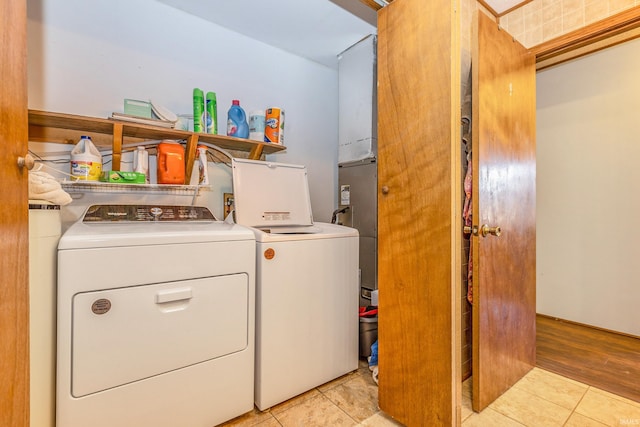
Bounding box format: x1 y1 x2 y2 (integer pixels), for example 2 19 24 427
226 100 249 138
70 135 102 181
156 141 185 184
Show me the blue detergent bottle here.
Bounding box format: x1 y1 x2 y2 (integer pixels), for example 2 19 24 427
226 100 249 138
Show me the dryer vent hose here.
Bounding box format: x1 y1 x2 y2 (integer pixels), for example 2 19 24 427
331 206 349 224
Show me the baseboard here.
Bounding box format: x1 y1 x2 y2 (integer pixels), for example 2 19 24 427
536 313 640 340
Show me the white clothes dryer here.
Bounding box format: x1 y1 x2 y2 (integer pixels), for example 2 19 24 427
232 159 359 410
56 205 255 427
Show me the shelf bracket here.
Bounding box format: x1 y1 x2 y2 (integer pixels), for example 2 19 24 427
248 143 264 160
184 133 199 184
112 123 123 171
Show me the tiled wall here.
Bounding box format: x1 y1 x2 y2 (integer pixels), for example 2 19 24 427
500 0 640 48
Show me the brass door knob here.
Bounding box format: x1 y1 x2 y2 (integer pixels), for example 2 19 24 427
381 185 389 195
480 224 502 237
17 153 35 170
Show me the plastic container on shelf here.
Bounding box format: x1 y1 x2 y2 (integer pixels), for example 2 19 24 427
189 146 209 186
226 100 249 138
156 141 185 184
193 88 205 133
70 136 102 181
133 146 149 183
249 110 265 141
206 92 217 134
264 107 285 144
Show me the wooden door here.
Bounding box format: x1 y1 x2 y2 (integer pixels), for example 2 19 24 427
377 0 462 425
0 0 30 426
471 10 537 412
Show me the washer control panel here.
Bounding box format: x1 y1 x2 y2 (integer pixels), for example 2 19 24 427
83 205 216 222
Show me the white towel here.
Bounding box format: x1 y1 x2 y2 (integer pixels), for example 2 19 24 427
29 170 72 206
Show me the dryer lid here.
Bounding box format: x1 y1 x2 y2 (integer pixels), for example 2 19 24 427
232 158 314 229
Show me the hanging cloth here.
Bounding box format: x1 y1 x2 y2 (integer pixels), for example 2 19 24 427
462 69 473 304
463 154 473 304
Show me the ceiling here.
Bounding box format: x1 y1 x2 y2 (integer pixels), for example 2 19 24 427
155 0 377 69
156 0 527 69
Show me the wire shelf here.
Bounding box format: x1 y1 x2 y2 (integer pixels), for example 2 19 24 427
61 181 211 195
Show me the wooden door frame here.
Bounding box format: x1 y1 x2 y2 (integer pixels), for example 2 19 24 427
530 5 640 69
0 0 30 426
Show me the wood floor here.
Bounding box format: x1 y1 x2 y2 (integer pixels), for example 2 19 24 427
536 314 640 403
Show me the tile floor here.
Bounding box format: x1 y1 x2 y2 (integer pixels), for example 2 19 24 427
220 361 640 427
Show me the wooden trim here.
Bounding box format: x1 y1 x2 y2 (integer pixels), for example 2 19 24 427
536 313 640 341
498 0 533 17
112 122 123 171
248 144 264 160
477 0 532 18
358 0 394 11
532 5 640 69
359 0 383 11
476 0 498 17
536 314 640 402
451 2 462 424
184 134 199 184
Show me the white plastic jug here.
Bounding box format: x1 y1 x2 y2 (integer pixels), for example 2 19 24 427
70 136 102 181
133 146 149 183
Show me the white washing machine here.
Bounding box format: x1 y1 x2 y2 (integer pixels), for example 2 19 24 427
56 204 255 427
232 159 359 410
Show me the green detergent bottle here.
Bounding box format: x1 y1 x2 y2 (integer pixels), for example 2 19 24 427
193 88 205 133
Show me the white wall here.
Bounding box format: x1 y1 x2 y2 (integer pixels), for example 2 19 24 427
27 0 344 222
536 37 640 336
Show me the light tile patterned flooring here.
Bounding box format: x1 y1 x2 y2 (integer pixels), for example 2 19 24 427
221 361 640 427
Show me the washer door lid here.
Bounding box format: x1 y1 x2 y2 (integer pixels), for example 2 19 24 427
232 158 314 228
